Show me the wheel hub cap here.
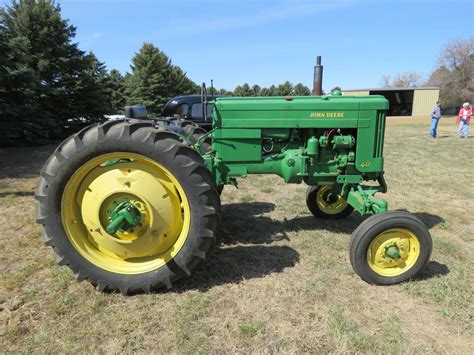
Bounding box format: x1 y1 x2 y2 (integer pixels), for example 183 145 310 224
106 199 142 235
367 228 420 277
61 153 191 274
316 185 348 214
385 245 400 259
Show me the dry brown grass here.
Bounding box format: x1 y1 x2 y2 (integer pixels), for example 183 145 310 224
1 118 473 353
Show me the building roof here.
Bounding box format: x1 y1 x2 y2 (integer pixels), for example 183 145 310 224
342 87 439 92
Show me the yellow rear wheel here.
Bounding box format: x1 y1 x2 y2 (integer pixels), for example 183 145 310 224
61 153 191 275
35 120 220 294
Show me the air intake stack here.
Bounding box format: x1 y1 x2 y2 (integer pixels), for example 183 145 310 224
313 56 323 96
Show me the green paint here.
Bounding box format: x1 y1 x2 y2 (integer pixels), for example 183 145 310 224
202 94 389 216
106 199 141 235
385 245 401 259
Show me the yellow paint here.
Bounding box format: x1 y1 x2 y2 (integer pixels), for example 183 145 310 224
310 112 345 118
341 90 370 96
316 185 348 214
61 153 191 275
367 228 421 277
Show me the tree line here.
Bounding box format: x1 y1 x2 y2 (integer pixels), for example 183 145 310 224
5 1 468 146
0 0 311 145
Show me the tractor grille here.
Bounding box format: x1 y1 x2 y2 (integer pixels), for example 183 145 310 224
373 110 386 158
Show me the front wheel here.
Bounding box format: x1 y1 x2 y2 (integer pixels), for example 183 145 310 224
349 211 432 285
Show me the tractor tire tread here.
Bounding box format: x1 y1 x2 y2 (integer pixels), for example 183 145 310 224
35 119 221 295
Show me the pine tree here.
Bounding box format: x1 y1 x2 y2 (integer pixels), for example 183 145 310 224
294 83 311 96
107 69 126 114
233 83 251 96
251 84 261 96
67 52 111 125
1 0 110 144
277 81 293 96
125 43 198 114
217 88 233 96
0 8 44 144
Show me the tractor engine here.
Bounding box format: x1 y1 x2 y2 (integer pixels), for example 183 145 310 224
204 92 388 216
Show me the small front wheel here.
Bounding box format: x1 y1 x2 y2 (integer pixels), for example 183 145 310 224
306 185 354 219
350 211 432 285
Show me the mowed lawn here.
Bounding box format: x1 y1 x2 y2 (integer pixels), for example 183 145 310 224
1 118 473 353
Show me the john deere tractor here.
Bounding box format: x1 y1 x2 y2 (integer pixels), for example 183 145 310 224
35 91 432 294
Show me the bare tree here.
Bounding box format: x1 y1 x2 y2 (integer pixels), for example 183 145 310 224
438 38 474 72
380 74 391 87
392 72 423 87
429 37 474 106
379 72 423 88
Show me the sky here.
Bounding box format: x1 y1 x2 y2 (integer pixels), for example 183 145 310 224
2 0 473 91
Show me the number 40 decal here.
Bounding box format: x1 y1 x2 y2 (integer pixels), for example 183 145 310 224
360 161 371 168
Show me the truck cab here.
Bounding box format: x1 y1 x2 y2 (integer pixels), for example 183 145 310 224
162 95 221 131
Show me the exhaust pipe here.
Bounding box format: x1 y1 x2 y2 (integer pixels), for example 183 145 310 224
313 56 323 96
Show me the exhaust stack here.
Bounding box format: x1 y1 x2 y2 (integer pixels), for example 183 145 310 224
313 56 323 96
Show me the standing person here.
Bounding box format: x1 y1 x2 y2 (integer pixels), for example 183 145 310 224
429 101 442 138
457 102 472 138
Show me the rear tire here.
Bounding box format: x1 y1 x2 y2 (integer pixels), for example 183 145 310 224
35 119 220 294
157 117 212 154
349 211 432 285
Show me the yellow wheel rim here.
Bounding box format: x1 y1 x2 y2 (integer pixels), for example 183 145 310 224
61 152 191 275
367 228 420 277
316 185 348 214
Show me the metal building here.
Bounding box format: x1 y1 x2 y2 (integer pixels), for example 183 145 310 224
341 87 439 117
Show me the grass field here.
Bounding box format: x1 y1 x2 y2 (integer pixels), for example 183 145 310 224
1 117 473 353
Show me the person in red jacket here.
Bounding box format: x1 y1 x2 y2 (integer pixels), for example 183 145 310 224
457 102 472 138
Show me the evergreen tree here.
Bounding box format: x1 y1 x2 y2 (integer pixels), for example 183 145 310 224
0 8 43 144
294 83 311 96
229 81 311 98
217 88 233 96
68 52 111 124
251 84 261 96
106 69 126 114
277 81 293 96
233 83 251 97
268 85 278 96
1 0 110 143
125 43 198 114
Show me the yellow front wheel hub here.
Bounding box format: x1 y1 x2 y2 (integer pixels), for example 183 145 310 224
316 185 348 215
61 153 191 275
367 228 420 277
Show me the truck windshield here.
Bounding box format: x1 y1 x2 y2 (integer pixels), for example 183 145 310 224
191 103 213 119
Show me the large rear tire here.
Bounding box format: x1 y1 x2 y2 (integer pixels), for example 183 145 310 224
35 119 220 294
349 211 432 285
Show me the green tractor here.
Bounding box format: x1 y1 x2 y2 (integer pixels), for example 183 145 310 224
35 90 432 294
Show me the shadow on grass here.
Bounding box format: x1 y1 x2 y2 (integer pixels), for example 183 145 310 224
402 211 445 229
174 245 300 292
138 203 446 294
219 201 363 245
414 261 450 280
218 203 445 245
0 144 57 179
